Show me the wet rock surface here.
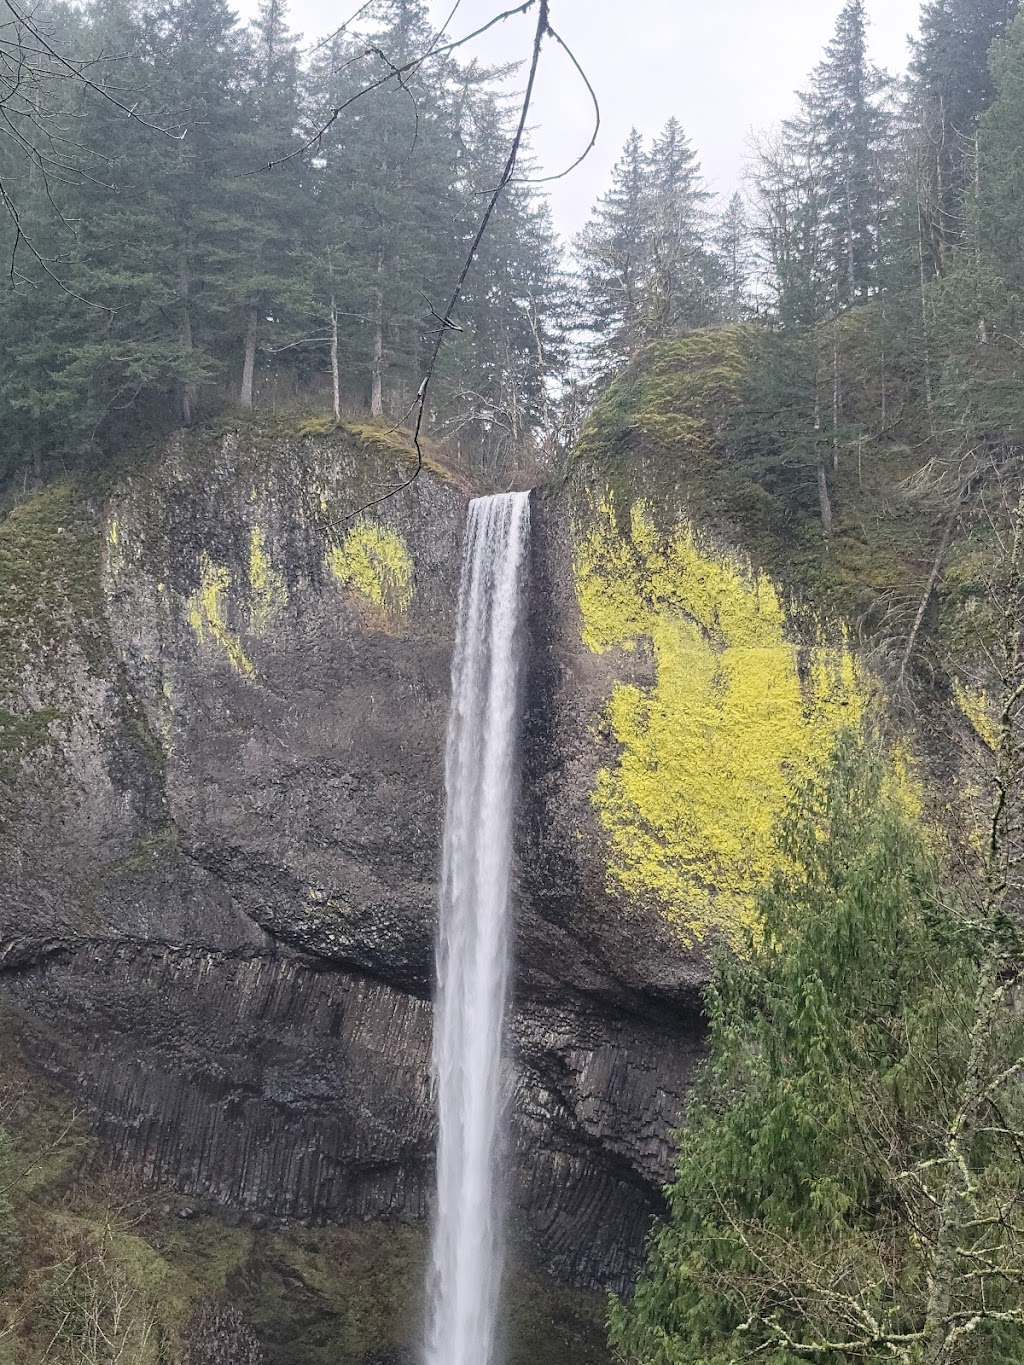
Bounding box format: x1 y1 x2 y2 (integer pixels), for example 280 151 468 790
0 428 706 1290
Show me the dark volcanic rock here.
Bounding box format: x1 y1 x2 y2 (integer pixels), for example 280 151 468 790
0 425 705 1291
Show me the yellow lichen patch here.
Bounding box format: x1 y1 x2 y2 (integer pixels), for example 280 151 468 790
248 526 287 631
105 515 135 578
576 498 866 948
327 519 414 616
953 680 999 752
186 554 255 678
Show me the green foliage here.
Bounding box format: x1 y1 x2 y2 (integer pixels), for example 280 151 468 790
0 0 564 482
574 122 722 373
609 736 1024 1364
577 328 750 469
571 321 943 638
913 0 1022 268
0 482 104 709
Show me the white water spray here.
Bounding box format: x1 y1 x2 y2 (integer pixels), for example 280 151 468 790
426 492 531 1365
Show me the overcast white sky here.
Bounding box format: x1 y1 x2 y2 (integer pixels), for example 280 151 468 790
241 0 925 240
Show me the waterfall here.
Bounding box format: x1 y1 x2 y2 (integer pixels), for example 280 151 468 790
425 491 531 1365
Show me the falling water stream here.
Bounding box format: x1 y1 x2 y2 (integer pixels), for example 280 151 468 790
425 492 532 1365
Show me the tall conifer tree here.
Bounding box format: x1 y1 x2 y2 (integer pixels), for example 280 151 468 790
912 0 1021 270
575 129 650 371
792 0 891 306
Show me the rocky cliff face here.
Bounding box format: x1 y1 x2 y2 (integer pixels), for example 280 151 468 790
0 419 710 1293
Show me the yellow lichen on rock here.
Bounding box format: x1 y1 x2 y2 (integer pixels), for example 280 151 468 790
576 498 865 947
327 519 414 615
105 515 136 578
248 526 287 631
186 554 255 679
953 679 999 752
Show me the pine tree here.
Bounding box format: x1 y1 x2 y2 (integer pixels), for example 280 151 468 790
139 0 249 420
977 13 1024 297
574 129 650 371
644 118 718 334
200 0 309 410
0 0 228 457
305 0 460 416
716 191 753 320
0 0 578 469
912 12 1024 444
576 121 718 373
792 0 891 306
609 702 1024 1362
912 0 1022 271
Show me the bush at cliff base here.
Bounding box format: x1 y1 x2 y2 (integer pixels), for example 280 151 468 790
609 734 1024 1365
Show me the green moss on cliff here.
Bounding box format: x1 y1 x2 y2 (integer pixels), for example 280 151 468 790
249 525 289 631
0 482 106 771
572 326 942 624
0 482 104 694
344 420 471 490
103 825 179 880
577 329 750 474
187 553 258 678
0 708 62 757
569 329 949 946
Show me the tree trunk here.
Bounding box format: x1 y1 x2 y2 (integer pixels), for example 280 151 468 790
898 503 960 684
880 304 888 430
974 130 982 266
240 306 258 410
330 294 341 424
370 246 384 418
817 460 834 537
30 400 41 483
179 256 196 427
936 94 949 273
832 325 841 472
923 951 1001 1364
814 388 833 536
918 203 937 439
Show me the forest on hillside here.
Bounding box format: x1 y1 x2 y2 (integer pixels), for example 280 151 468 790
3 0 1024 503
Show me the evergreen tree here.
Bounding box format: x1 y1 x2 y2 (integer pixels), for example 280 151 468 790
978 13 1024 297
791 0 891 306
305 0 461 416
912 0 1022 271
750 126 832 330
576 121 718 373
916 13 1024 443
226 0 308 408
574 129 650 371
610 728 1024 1364
0 0 564 472
131 0 249 422
716 191 753 320
645 118 719 333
